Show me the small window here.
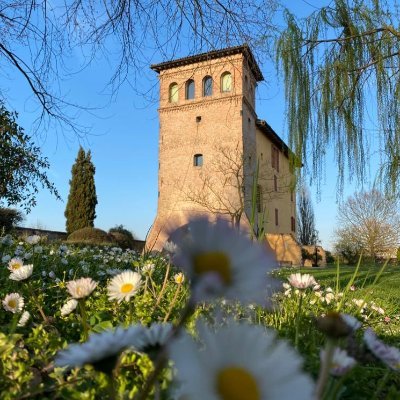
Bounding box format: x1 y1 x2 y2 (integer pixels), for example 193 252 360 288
271 145 280 172
275 208 279 226
290 190 294 202
203 76 213 96
194 154 203 167
274 175 278 192
186 79 195 100
169 83 179 103
291 216 296 232
256 185 262 213
221 72 232 92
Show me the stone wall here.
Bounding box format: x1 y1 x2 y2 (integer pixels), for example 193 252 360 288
265 233 302 267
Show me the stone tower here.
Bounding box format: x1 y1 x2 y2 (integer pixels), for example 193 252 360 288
146 45 263 251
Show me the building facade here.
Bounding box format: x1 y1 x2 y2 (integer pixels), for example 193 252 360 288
146 45 301 265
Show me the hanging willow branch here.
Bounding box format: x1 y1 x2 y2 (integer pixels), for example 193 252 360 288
276 0 400 196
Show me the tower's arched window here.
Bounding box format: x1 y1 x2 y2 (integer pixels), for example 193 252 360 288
193 154 203 167
169 82 179 103
186 79 195 100
221 72 232 92
203 76 213 97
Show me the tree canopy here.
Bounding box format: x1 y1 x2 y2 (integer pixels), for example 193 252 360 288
276 0 400 195
334 189 400 261
297 186 317 246
65 147 97 234
0 102 59 212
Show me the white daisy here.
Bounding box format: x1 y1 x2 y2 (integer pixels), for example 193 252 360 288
320 347 356 376
8 257 24 272
163 240 178 254
9 264 33 281
107 270 142 303
135 323 173 354
66 277 97 299
340 313 362 331
55 326 142 373
142 262 155 275
60 299 79 316
174 272 185 284
287 273 317 289
25 235 41 245
2 293 24 313
17 311 31 327
316 312 361 338
170 217 277 305
364 328 400 370
2 254 11 263
170 319 314 400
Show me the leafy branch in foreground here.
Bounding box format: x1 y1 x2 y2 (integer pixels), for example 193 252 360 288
0 102 60 212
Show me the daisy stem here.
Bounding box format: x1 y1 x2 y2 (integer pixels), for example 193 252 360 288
372 369 390 400
294 292 303 350
326 376 345 400
163 284 181 322
9 313 19 334
78 300 89 341
135 301 195 400
128 301 133 325
315 339 335 400
153 262 170 311
144 277 148 295
29 284 48 323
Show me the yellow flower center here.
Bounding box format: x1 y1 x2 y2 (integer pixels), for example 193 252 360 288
8 299 17 309
216 367 260 400
193 252 232 284
11 263 22 270
121 283 134 293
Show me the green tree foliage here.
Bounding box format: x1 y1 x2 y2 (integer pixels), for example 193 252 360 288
276 0 400 194
65 147 98 234
297 186 317 245
109 225 136 250
0 102 59 212
0 208 24 233
334 189 400 262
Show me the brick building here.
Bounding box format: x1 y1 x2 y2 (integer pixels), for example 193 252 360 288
146 45 302 265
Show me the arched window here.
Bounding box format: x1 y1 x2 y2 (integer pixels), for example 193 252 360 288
186 79 195 100
221 72 232 92
203 76 213 96
193 154 203 167
169 83 179 103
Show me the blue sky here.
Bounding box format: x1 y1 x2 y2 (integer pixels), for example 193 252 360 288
3 1 378 250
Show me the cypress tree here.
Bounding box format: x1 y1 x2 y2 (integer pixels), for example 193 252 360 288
65 147 98 234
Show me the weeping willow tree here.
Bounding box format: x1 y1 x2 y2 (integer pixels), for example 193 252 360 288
276 0 400 195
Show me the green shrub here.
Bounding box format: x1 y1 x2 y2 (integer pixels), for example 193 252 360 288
67 227 115 246
108 225 136 249
325 250 335 264
0 208 24 233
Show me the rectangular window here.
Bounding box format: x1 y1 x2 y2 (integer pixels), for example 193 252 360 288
194 154 203 167
274 175 278 192
290 190 294 202
275 208 279 226
291 216 296 232
271 145 279 172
